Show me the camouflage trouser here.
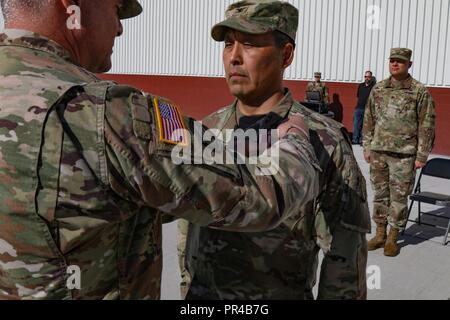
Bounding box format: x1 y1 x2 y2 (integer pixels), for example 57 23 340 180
177 219 192 299
370 151 416 230
318 226 368 300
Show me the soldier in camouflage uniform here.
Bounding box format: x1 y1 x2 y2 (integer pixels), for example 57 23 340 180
306 72 330 105
0 0 321 299
363 48 436 257
178 0 370 300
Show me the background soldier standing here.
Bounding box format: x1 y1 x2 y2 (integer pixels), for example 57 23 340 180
363 48 436 257
306 72 330 105
178 0 370 300
0 0 320 299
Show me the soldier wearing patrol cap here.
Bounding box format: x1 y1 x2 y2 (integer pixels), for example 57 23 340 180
306 71 330 104
119 0 143 19
178 0 370 300
0 0 321 299
363 48 436 256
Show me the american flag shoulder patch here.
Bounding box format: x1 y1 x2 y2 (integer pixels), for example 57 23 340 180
152 97 188 145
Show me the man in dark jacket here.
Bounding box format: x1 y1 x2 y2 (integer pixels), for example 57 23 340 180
352 71 375 144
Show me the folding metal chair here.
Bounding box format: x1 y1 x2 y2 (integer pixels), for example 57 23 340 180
404 158 450 245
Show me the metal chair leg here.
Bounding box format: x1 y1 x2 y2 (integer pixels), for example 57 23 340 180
444 219 450 246
418 201 422 225
403 200 415 235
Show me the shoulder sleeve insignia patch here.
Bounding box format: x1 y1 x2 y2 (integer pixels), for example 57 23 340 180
152 96 188 145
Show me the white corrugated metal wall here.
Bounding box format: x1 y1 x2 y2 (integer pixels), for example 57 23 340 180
109 0 450 88
1 1 449 87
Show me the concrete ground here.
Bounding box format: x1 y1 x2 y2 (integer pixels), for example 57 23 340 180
161 146 450 300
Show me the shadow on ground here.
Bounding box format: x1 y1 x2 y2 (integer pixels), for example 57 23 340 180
399 207 450 247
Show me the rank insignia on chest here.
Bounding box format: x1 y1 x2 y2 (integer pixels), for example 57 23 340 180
153 97 188 145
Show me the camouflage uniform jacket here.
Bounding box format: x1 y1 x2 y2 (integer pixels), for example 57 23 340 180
362 75 436 163
181 90 370 300
0 30 320 300
306 81 330 104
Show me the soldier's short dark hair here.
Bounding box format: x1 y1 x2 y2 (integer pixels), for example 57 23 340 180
273 31 296 49
1 0 48 21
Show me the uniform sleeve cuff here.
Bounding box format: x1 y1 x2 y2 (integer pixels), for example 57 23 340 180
416 153 429 164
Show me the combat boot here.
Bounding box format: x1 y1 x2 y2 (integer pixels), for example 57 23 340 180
384 228 400 257
367 223 387 251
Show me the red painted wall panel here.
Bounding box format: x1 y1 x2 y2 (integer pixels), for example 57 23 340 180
100 74 450 156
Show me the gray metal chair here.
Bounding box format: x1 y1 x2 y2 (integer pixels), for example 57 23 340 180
404 158 450 245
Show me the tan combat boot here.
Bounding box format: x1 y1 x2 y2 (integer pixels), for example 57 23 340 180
384 228 400 257
367 223 387 251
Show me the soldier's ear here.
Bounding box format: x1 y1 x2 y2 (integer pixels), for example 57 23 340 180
408 61 413 69
282 42 295 69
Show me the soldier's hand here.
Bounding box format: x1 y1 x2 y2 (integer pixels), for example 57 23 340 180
415 161 426 169
364 151 371 163
277 115 310 140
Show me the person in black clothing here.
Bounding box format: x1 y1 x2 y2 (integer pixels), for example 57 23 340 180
353 71 376 144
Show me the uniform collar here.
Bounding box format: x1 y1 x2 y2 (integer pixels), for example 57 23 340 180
233 88 295 124
385 74 413 89
0 29 74 63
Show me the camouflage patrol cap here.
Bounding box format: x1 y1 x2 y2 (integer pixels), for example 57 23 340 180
389 48 413 62
211 0 299 43
118 0 143 20
314 72 322 77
